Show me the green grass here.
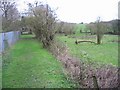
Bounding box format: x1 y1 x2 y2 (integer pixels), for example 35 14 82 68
56 34 118 67
2 35 77 88
74 24 89 36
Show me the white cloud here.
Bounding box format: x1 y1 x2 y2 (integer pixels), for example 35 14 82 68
17 0 119 23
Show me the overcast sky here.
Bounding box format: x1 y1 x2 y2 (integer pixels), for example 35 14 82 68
17 0 119 23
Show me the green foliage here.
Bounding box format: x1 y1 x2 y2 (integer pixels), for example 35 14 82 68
76 24 88 33
2 35 77 88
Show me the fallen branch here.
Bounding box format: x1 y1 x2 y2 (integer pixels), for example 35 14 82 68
75 40 96 44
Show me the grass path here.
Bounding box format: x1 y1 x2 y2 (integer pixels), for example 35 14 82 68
2 35 76 88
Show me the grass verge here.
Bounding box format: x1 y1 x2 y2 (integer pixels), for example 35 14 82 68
2 35 76 88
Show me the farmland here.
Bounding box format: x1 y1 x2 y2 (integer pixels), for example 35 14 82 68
1 0 119 88
2 23 119 88
56 24 118 67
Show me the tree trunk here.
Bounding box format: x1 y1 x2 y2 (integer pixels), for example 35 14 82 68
97 34 101 44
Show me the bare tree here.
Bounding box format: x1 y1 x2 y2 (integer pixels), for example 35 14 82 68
0 0 20 32
96 17 101 44
96 17 105 44
87 17 106 44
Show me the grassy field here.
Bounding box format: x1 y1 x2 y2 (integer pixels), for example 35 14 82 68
2 35 76 88
74 24 89 36
56 34 118 67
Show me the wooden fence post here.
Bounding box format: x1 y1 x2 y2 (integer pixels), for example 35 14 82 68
92 75 99 90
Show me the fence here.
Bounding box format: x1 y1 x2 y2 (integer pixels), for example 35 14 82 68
0 31 20 53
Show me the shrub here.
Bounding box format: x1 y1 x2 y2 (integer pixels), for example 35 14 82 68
26 2 57 48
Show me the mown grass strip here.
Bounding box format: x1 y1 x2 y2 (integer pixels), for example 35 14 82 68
2 35 76 88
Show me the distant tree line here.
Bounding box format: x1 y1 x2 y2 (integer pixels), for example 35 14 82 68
87 19 120 35
55 22 76 35
86 18 119 44
110 19 120 35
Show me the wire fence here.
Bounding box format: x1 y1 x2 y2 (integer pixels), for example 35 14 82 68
0 31 20 53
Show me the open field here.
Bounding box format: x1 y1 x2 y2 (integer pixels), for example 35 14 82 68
56 34 118 67
2 35 76 88
73 24 89 36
